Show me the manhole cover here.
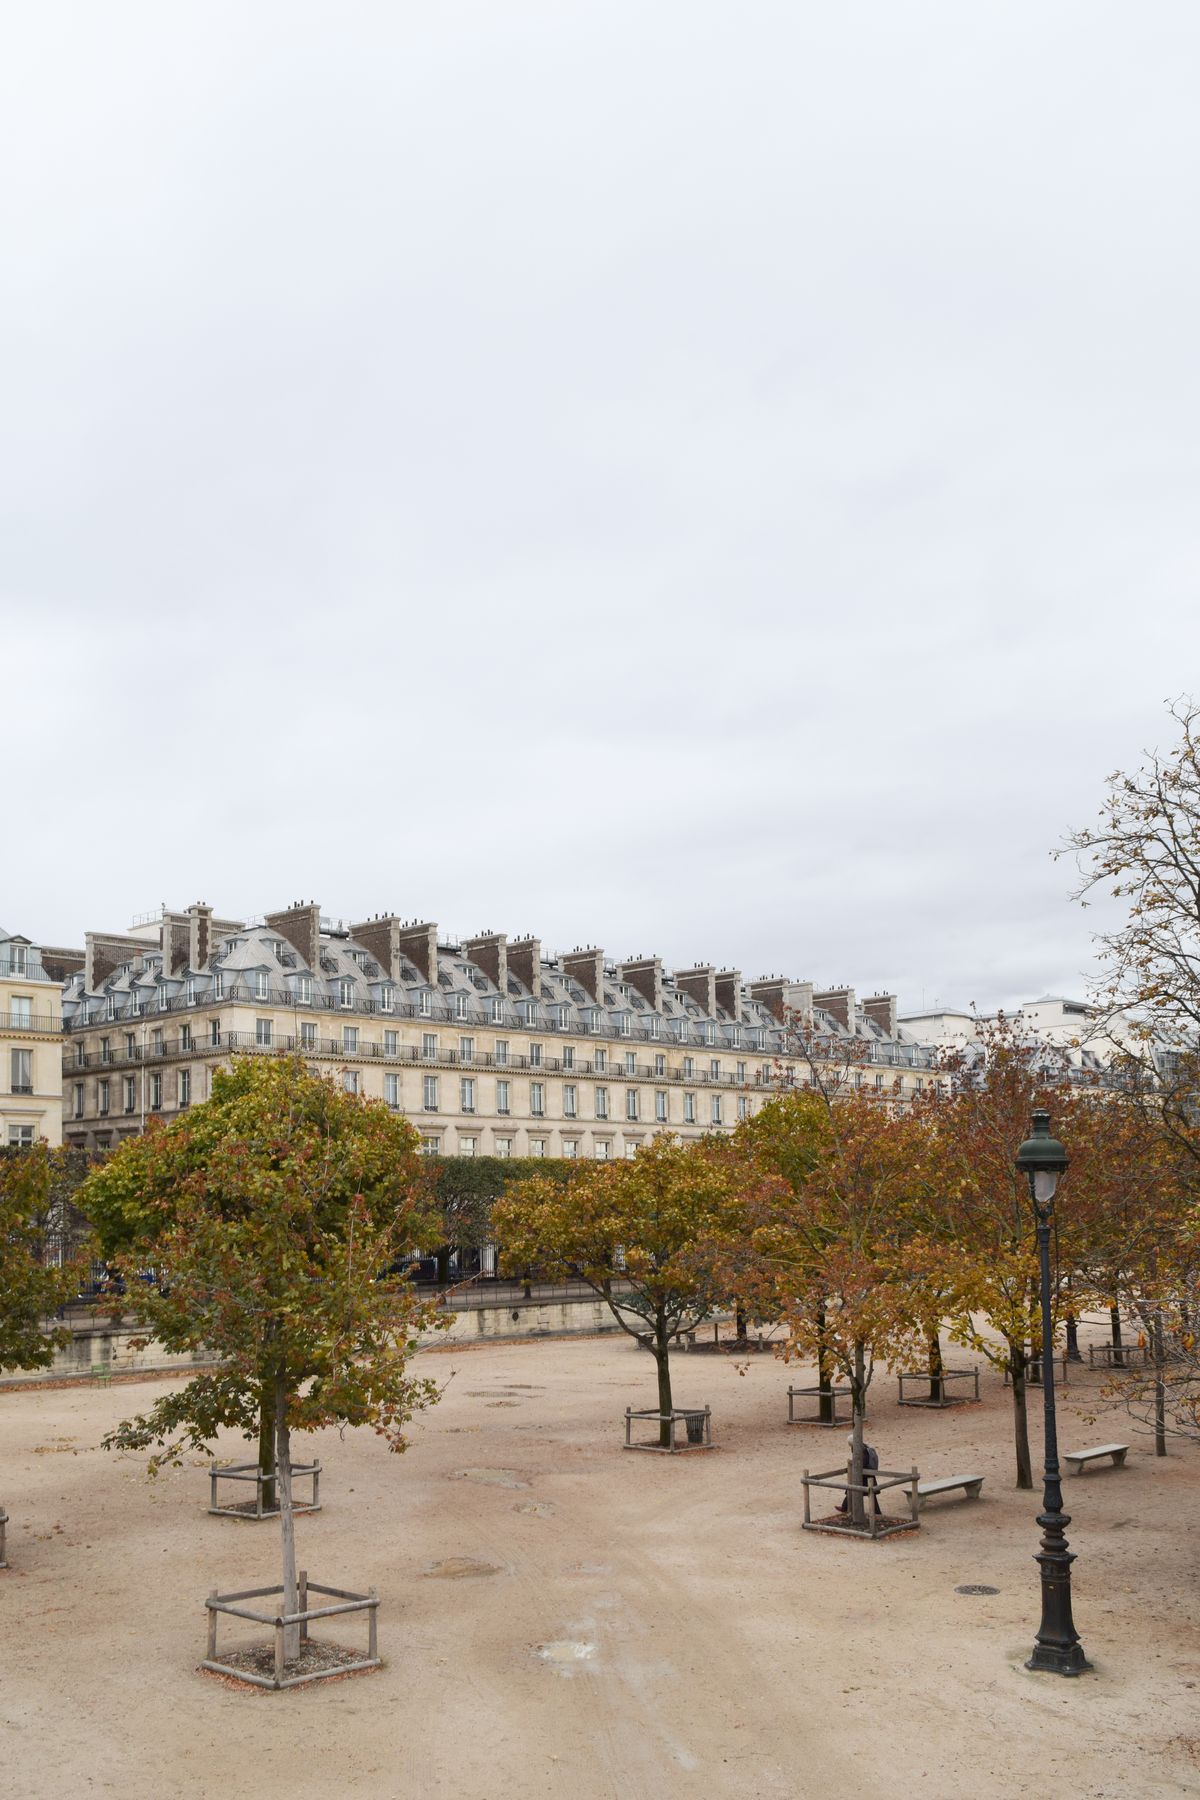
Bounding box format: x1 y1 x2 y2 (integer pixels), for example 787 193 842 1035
955 1584 1000 1596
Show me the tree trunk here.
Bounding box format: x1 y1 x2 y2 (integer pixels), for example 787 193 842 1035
274 1368 300 1663
848 1340 867 1526
435 1245 452 1288
258 1384 276 1513
1153 1308 1167 1457
927 1330 945 1404
1110 1303 1125 1368
1008 1339 1033 1490
816 1301 833 1425
654 1307 673 1448
735 1306 748 1343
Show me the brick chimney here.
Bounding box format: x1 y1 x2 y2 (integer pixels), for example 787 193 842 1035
187 902 214 971
562 948 604 1004
714 968 742 1021
266 902 323 971
394 921 439 987
161 909 192 975
619 956 662 1012
85 930 150 993
463 932 509 995
748 978 814 1027
507 937 541 999
861 993 898 1038
674 966 717 1018
813 987 857 1034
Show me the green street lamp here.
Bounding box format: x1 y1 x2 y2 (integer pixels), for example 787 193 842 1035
1015 1110 1091 1676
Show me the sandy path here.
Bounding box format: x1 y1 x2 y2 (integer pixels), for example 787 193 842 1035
1 1327 1197 1799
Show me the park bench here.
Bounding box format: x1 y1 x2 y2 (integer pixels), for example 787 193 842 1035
1064 1442 1128 1476
915 1475 984 1511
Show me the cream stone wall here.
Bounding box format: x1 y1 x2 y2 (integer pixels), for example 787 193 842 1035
1 954 63 1147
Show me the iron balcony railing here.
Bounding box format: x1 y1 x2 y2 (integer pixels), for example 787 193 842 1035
0 1012 62 1034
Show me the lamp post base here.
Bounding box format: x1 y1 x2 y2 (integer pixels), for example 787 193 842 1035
1026 1639 1092 1676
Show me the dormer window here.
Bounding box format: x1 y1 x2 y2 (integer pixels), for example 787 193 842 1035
297 975 313 1005
380 984 394 1013
254 971 270 1000
107 995 118 1020
419 989 432 1017
158 986 170 1012
618 1012 631 1037
185 978 196 1004
490 997 503 1023
339 978 354 1008
213 972 225 1000
454 992 467 1020
648 1015 659 1039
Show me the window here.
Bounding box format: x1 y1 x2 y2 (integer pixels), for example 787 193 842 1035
253 971 269 1000
210 1018 221 1046
625 1143 638 1160
380 984 394 1013
183 977 195 1006
179 1069 191 1107
594 1141 611 1161
490 998 503 1023
563 1139 578 1159
5 944 27 975
875 1073 885 1091
460 1136 478 1158
625 1089 638 1120
454 992 467 1020
531 1081 545 1117
709 1059 720 1080
158 985 170 1011
10 996 32 1027
151 1028 164 1056
530 1042 542 1067
214 973 225 1000
648 1015 660 1040
594 1047 607 1072
562 1045 575 1070
563 1085 577 1118
423 1075 439 1111
301 1020 317 1049
586 1010 600 1035
149 1074 162 1111
100 1037 111 1063
339 979 354 1009
343 1070 360 1095
624 1051 635 1075
421 1136 440 1156
124 1077 136 1113
683 1056 694 1079
737 1096 749 1121
710 1094 722 1124
461 1077 476 1113
703 1022 715 1046
594 1086 609 1119
419 989 432 1017
126 1033 136 1058
8 1125 34 1147
497 1079 510 1114
74 1042 84 1066
618 1012 631 1037
530 1139 546 1158
495 1040 509 1066
384 1029 399 1055
522 1002 535 1027
384 1073 399 1108
256 1018 273 1047
422 1033 438 1058
98 1079 109 1116
654 1053 665 1077
181 1025 192 1051
343 1025 359 1053
684 1092 696 1124
495 1137 512 1158
73 1081 84 1117
459 1036 475 1061
655 1091 668 1122
676 1020 689 1044
297 975 313 1005
736 1061 746 1082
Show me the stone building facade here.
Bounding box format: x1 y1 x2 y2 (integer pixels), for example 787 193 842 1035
57 901 936 1156
1 926 72 1147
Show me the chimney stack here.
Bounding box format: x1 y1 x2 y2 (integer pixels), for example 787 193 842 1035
265 902 323 971
562 947 604 1004
507 936 541 999
619 956 663 1013
463 932 509 996
674 965 717 1018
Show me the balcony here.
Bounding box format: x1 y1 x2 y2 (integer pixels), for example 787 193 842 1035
1 1013 62 1034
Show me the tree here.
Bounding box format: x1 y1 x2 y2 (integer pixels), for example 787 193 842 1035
1 1146 90 1553
1062 696 1200 1162
735 1095 930 1524
427 1156 571 1289
81 1058 442 1660
492 1137 746 1445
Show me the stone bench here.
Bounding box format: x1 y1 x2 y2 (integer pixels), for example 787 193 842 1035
1064 1443 1128 1476
915 1475 983 1511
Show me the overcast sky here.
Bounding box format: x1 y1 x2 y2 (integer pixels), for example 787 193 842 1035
3 4 1197 1013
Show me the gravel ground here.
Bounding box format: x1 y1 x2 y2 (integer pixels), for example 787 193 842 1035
1 1324 1197 1799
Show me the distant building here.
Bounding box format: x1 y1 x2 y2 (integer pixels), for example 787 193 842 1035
899 994 1142 1072
57 900 936 1154
0 926 66 1146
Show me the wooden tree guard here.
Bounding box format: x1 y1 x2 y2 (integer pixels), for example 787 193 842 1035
623 1406 713 1452
203 1569 380 1689
786 1384 853 1426
0 1507 7 1570
208 1460 321 1519
801 1464 921 1539
896 1367 981 1408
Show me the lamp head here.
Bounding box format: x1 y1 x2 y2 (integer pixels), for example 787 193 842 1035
1015 1109 1069 1214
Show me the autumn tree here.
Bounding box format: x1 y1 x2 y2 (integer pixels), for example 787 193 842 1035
492 1137 746 1445
0 1145 90 1558
81 1058 441 1659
